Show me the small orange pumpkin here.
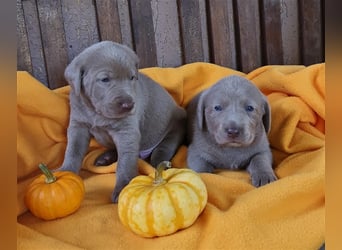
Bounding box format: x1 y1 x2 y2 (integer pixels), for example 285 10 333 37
25 163 85 220
118 161 208 237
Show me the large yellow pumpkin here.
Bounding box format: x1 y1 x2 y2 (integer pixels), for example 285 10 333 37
118 161 208 237
25 163 85 220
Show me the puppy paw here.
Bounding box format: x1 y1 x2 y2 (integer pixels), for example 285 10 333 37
251 172 277 187
94 150 118 166
187 155 215 173
111 180 129 203
111 187 124 203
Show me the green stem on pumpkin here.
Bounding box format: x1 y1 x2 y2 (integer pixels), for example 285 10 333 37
153 161 171 186
38 163 57 184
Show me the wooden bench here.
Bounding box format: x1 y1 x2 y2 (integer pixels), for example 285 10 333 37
17 0 324 89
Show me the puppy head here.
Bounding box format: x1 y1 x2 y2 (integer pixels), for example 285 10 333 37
197 75 271 147
64 41 140 118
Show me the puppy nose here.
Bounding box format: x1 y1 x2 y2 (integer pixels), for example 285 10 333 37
120 101 134 111
225 127 240 138
116 96 134 112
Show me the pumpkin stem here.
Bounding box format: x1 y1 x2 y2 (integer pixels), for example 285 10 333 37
38 163 57 184
153 161 171 186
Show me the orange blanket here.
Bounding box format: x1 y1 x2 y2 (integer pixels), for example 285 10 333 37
17 62 325 249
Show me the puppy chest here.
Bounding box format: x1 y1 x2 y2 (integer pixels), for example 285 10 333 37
207 148 251 170
89 127 115 148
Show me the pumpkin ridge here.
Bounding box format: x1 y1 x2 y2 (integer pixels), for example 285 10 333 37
60 174 84 190
145 188 155 236
174 182 202 225
163 169 188 181
25 167 85 220
119 185 148 229
118 190 130 227
170 177 207 211
53 182 68 216
126 193 137 231
57 180 83 213
25 187 41 217
117 165 208 238
166 170 200 183
40 185 56 219
129 176 152 185
164 185 184 229
128 186 153 235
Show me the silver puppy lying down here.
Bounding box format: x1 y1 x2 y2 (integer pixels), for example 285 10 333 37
186 75 277 187
58 41 186 202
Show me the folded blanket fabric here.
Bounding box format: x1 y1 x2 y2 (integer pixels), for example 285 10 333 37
17 62 325 250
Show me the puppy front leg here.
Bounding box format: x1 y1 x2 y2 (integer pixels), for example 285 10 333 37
187 145 215 173
111 131 141 203
246 153 277 187
59 124 91 174
150 127 185 167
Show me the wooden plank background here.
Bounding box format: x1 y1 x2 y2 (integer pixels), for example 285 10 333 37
17 0 325 89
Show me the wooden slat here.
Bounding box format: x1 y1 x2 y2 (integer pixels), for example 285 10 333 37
37 0 69 89
22 0 48 86
280 0 300 64
299 0 324 65
129 0 158 68
61 0 100 62
235 0 262 73
198 0 210 63
95 0 122 43
261 0 284 65
117 0 134 48
178 0 205 64
208 0 237 68
17 0 325 89
16 0 32 74
151 0 182 67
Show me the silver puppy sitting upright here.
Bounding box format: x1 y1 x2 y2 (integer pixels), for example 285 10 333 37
58 41 186 202
186 75 277 187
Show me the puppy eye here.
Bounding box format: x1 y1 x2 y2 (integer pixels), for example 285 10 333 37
214 105 222 111
246 105 254 112
101 77 110 83
130 75 137 80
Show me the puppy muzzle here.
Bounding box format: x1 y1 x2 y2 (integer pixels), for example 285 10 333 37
100 95 135 118
215 123 254 147
116 96 135 112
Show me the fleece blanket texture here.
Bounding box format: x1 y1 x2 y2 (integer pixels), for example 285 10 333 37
17 62 325 250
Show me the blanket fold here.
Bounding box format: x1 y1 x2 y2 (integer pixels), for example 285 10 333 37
17 62 325 250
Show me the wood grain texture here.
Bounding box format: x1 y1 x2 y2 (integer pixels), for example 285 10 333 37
151 0 182 67
117 0 134 48
16 0 325 89
208 0 237 68
299 0 324 65
95 0 122 43
129 0 158 68
280 0 300 64
22 0 48 86
235 0 262 73
178 0 205 63
261 0 284 65
17 0 32 74
198 0 210 63
61 0 100 62
36 0 68 89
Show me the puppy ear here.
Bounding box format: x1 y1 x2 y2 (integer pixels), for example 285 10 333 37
64 59 83 96
196 91 207 130
262 97 271 133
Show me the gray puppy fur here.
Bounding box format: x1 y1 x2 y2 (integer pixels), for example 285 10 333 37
186 75 277 187
58 41 186 202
